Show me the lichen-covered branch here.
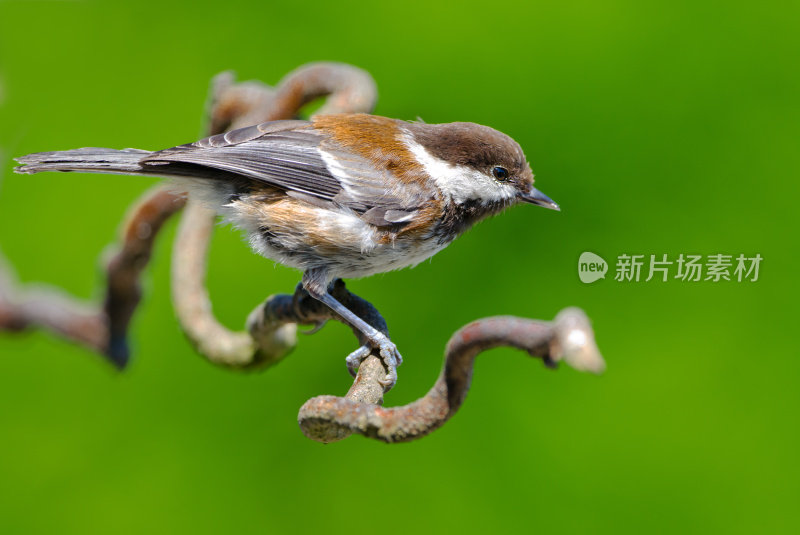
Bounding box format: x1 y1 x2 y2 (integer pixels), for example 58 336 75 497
297 308 605 443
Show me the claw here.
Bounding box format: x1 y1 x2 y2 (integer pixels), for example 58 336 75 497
378 366 398 390
345 345 372 377
301 319 328 335
390 347 403 367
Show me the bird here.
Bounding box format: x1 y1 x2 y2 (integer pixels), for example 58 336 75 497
14 113 559 389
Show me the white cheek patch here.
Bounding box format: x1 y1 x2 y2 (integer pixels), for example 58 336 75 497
403 136 516 204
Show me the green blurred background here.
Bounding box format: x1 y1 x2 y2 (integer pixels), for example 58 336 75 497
0 0 797 533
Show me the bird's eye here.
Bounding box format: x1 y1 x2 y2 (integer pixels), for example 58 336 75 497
492 166 510 181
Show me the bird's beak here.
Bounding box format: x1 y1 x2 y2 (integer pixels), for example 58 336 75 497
519 187 560 211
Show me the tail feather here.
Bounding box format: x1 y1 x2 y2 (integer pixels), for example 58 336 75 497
14 147 152 175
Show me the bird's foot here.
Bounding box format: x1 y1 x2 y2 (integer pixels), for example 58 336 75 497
345 333 403 392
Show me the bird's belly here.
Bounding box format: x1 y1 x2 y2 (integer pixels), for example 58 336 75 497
345 236 450 278
230 199 450 279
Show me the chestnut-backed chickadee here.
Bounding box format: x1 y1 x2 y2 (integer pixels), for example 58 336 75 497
14 113 559 388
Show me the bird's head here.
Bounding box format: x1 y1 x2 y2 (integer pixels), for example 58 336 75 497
404 121 559 211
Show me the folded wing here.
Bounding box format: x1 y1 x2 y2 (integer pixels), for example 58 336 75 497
143 120 421 225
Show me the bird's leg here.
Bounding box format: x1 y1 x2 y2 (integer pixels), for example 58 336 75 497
301 271 402 391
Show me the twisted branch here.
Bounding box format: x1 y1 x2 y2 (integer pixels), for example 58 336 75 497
104 186 186 366
0 187 184 362
0 251 105 350
298 308 604 443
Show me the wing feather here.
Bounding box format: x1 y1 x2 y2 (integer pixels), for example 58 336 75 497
142 119 423 226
